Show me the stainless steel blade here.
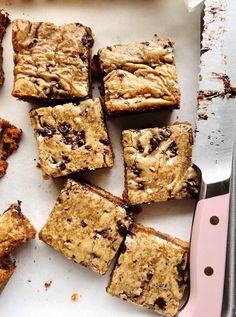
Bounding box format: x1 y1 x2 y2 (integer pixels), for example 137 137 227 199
193 0 236 187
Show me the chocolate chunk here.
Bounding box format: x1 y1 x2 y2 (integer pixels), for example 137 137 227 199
155 297 167 310
117 73 125 79
137 144 144 153
95 229 110 239
59 162 66 170
79 53 87 62
99 139 109 146
40 123 56 137
160 128 171 140
85 145 91 150
137 183 144 190
149 137 160 153
168 141 178 156
131 166 141 177
117 220 127 237
76 130 86 147
81 220 87 227
0 262 9 270
146 272 153 280
58 122 71 135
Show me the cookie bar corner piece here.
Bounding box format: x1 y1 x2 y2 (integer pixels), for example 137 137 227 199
107 223 189 317
39 179 132 275
30 98 113 179
0 118 22 178
12 19 94 101
0 202 37 256
97 39 180 116
122 122 199 205
0 9 10 86
0 255 16 293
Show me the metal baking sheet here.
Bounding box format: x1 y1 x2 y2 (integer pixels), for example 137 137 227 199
0 1 201 316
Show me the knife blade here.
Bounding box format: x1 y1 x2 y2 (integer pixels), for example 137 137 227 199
178 0 236 316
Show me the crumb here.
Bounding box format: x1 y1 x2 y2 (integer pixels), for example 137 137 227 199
27 279 31 283
36 162 41 168
44 280 52 290
71 293 78 302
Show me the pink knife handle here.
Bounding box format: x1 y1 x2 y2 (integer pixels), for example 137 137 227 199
179 193 230 317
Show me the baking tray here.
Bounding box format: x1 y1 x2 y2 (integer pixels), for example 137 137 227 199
0 1 201 316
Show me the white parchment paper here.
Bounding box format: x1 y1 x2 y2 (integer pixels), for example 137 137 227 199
0 1 201 316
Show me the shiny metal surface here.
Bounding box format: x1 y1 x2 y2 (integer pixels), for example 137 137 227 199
222 144 236 317
193 0 236 187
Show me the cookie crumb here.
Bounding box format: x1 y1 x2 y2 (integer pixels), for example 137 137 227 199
71 293 78 302
44 280 52 290
27 279 31 283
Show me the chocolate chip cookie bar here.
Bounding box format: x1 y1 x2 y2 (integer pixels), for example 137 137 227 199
95 39 180 116
122 122 199 205
0 202 36 257
0 255 16 293
39 179 132 275
12 19 93 102
0 10 10 86
107 223 189 317
0 118 22 178
30 98 113 179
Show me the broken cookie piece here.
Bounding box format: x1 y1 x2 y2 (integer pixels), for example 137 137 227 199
107 223 189 317
122 122 199 205
0 9 10 86
0 202 36 257
96 39 180 116
30 98 113 179
0 118 22 178
0 255 16 293
39 179 132 275
12 19 93 102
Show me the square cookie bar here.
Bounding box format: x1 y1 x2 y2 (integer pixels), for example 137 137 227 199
96 39 180 115
30 98 113 179
39 179 132 275
12 19 93 102
0 255 16 293
0 202 36 257
122 122 199 205
107 223 189 317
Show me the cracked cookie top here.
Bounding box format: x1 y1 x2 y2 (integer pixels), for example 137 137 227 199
12 19 93 101
30 98 113 179
122 122 199 205
97 39 180 115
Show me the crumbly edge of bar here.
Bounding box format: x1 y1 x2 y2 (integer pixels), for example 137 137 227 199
0 201 37 255
0 254 16 293
0 9 10 86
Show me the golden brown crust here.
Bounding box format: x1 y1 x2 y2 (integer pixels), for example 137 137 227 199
39 179 132 275
0 10 10 86
0 255 16 293
122 122 199 205
0 202 37 256
107 223 189 317
30 98 114 179
12 19 94 101
97 39 180 116
0 118 22 178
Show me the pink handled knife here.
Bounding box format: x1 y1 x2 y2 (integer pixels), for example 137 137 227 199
179 0 236 316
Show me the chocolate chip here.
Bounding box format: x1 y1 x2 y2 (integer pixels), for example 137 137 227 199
147 272 153 280
59 162 66 170
149 137 160 153
0 262 9 270
81 220 87 227
58 123 71 135
81 34 88 46
95 229 109 239
40 123 56 137
132 166 141 176
66 239 71 243
137 183 144 190
67 218 72 223
137 145 144 153
62 155 71 163
168 141 178 156
117 73 125 79
79 53 87 62
141 41 150 46
85 145 91 150
99 139 109 146
76 131 86 147
160 128 171 140
117 220 127 237
155 297 166 310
